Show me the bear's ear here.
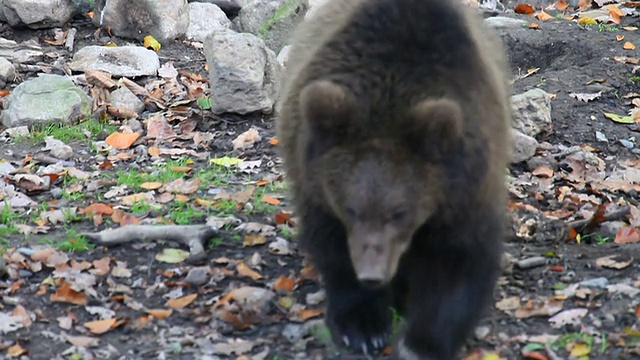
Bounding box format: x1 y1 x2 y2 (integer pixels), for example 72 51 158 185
299 80 356 133
406 98 463 153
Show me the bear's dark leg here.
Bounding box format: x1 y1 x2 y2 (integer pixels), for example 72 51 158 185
299 203 392 354
395 211 503 360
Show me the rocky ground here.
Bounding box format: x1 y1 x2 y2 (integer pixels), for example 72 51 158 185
4 1 640 360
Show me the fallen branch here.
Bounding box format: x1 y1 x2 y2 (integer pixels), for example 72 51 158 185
82 224 218 262
566 205 630 233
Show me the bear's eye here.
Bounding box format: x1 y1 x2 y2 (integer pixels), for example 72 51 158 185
346 207 357 217
388 210 407 223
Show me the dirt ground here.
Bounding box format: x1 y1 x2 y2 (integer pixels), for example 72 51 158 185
4 3 640 360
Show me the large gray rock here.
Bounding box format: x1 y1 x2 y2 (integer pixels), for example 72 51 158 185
186 3 233 42
188 0 249 17
2 74 91 128
1 0 75 29
69 46 160 77
511 88 552 138
93 0 189 44
233 0 308 53
204 31 282 114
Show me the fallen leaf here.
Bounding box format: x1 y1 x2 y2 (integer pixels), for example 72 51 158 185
569 91 601 102
155 248 190 263
274 276 296 293
167 293 198 310
570 342 591 357
50 282 88 305
615 226 640 244
236 260 262 280
554 0 569 11
84 318 118 335
105 132 141 150
604 111 635 124
625 41 637 50
596 254 634 269
515 3 535 15
145 308 173 319
143 35 161 51
536 10 553 20
548 308 588 328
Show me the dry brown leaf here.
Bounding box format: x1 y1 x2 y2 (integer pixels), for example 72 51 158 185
81 203 114 216
624 41 637 50
536 10 553 21
145 308 173 319
617 34 625 41
105 132 141 150
148 145 161 157
532 166 554 178
7 343 28 357
243 234 267 247
167 293 198 310
84 318 118 335
514 3 535 15
274 276 296 293
295 307 323 321
236 260 262 280
554 0 569 11
140 181 163 190
615 226 640 244
50 282 88 305
261 196 281 205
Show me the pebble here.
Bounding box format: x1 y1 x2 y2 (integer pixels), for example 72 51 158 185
184 266 210 286
515 256 546 270
619 139 635 149
579 277 609 288
474 325 491 340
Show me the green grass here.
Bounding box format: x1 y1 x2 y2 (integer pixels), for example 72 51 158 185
259 0 300 38
40 229 93 252
27 118 117 144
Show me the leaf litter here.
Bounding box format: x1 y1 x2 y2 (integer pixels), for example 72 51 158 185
6 1 640 359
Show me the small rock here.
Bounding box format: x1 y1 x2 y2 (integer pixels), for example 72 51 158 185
0 57 15 85
560 270 576 282
69 46 160 77
474 325 491 340
515 256 546 270
44 136 73 160
109 87 145 114
526 155 558 172
186 3 232 42
578 277 609 289
277 45 291 67
510 128 538 163
599 221 623 238
511 88 552 138
619 139 634 149
595 130 608 143
484 16 527 29
184 266 211 286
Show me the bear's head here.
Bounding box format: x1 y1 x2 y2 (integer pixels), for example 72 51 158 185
299 80 464 286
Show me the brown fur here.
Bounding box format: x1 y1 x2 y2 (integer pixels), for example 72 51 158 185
276 0 511 358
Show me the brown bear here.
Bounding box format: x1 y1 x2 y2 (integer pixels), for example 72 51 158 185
276 0 511 358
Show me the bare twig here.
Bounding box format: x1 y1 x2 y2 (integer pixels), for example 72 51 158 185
82 224 218 262
566 206 630 232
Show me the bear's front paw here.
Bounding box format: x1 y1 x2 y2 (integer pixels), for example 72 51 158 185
325 288 392 355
